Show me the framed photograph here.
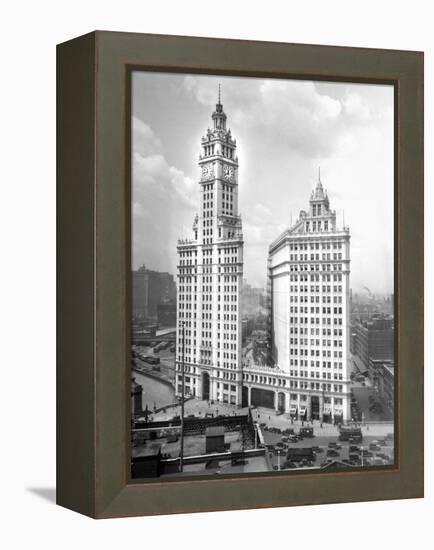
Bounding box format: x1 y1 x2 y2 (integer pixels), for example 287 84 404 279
57 31 423 518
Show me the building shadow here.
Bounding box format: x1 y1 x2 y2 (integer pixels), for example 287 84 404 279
27 487 56 504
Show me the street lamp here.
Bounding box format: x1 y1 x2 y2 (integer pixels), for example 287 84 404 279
321 385 325 427
277 449 281 471
179 322 185 473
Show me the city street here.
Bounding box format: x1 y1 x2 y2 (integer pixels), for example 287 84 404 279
264 430 394 470
352 386 392 422
151 397 393 439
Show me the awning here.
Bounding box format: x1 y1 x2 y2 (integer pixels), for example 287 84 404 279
289 406 298 416
299 406 307 416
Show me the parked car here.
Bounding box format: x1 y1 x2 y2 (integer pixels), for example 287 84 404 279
326 449 340 458
361 449 373 457
349 453 361 463
376 452 390 460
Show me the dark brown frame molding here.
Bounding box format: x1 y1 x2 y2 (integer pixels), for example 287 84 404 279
57 31 424 518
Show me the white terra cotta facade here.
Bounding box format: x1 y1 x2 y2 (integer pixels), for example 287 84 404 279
175 95 244 406
244 175 351 423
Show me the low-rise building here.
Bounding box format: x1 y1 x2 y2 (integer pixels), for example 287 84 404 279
352 316 394 373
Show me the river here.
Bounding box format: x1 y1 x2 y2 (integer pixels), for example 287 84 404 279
132 370 175 411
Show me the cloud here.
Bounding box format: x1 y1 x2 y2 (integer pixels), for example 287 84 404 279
182 75 389 161
343 93 371 121
132 117 198 273
132 116 161 155
133 72 394 294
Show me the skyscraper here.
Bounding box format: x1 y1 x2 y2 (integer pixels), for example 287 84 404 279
175 92 244 406
243 173 351 422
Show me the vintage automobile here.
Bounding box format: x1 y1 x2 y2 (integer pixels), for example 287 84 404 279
338 427 363 442
298 427 315 438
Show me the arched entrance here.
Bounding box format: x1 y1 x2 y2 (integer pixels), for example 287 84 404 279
277 392 285 413
202 372 210 401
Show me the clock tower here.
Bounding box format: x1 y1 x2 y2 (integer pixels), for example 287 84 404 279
176 89 244 406
197 89 241 245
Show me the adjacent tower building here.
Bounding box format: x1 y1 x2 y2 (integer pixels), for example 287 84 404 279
265 173 351 422
175 92 244 406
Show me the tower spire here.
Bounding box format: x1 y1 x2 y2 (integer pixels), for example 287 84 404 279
318 166 321 184
218 83 221 105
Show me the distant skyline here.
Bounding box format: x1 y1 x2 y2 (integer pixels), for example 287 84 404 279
131 72 394 294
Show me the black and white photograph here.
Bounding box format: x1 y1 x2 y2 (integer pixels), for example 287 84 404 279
130 71 395 479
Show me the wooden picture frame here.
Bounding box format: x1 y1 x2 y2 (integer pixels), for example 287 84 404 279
57 31 423 518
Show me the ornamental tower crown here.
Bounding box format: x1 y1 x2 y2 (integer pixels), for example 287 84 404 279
199 86 238 169
310 167 330 213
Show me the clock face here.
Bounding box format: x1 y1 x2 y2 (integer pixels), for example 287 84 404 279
223 165 235 182
202 164 214 179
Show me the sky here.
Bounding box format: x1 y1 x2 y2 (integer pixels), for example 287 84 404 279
131 72 394 294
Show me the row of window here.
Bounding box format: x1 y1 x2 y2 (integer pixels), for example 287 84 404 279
290 349 344 358
179 273 238 286
290 253 343 261
178 304 238 317
289 296 343 304
289 360 344 369
290 285 343 293
289 339 343 347
221 146 234 158
288 317 343 325
203 145 215 156
179 249 198 257
289 263 344 272
289 241 343 251
304 220 330 232
288 307 343 314
288 274 343 282
289 371 344 380
312 204 324 217
290 328 343 336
